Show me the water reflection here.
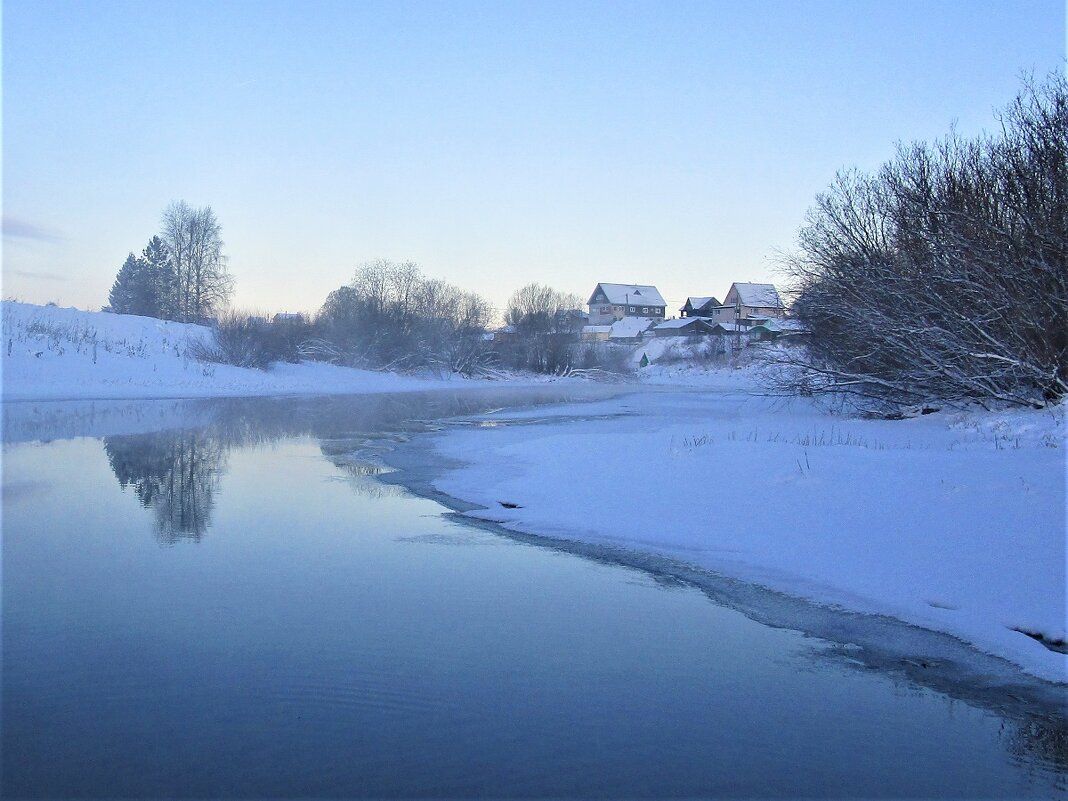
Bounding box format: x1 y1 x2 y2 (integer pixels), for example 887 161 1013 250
61 388 623 544
105 431 226 544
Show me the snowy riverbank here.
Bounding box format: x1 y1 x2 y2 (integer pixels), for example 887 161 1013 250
0 301 460 400
418 389 1067 684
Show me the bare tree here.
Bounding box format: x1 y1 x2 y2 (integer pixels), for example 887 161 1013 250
313 260 495 374
775 72 1067 410
503 283 584 373
505 283 582 329
161 201 233 323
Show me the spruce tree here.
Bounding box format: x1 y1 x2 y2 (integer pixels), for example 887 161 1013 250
108 253 144 315
141 235 174 319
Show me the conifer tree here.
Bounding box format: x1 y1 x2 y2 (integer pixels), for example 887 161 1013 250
108 253 155 316
141 235 174 319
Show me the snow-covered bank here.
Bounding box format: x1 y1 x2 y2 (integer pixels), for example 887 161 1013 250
1 302 454 400
419 389 1067 684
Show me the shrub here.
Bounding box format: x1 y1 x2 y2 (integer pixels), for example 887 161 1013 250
778 73 1067 409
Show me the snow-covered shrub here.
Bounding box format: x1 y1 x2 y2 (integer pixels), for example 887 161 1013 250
190 313 305 370
778 73 1067 409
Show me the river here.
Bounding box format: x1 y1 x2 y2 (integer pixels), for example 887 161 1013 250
3 389 1064 798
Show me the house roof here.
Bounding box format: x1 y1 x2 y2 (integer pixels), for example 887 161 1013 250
609 317 655 338
681 296 720 311
581 325 612 334
728 282 784 308
751 318 806 333
709 321 747 333
654 318 712 330
588 283 666 307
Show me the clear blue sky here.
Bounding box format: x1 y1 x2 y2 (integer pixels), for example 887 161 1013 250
3 0 1063 317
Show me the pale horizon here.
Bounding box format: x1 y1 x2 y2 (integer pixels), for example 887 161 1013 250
3 0 1063 318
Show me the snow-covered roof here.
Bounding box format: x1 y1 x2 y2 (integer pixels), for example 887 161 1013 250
655 318 711 330
748 318 805 334
581 325 612 334
727 282 784 308
682 296 719 311
589 283 666 307
609 317 655 338
710 321 747 333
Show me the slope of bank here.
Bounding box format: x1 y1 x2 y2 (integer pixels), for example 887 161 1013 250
0 301 458 400
416 389 1067 684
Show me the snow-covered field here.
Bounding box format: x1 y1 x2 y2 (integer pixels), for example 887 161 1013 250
422 389 1067 684
3 301 1064 685
1 301 452 400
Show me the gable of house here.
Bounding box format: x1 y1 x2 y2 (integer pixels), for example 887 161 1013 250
724 282 784 310
680 296 721 316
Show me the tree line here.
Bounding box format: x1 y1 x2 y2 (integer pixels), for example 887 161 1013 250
779 72 1066 409
310 265 602 375
108 201 233 323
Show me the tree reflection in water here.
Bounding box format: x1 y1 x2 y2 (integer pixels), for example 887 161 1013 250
104 431 227 544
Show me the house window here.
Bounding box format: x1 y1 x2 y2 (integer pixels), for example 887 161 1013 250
642 307 648 313
601 306 611 313
629 306 636 312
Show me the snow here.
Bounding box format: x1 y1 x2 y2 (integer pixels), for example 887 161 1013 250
752 318 806 333
653 317 710 330
1 301 453 400
609 317 655 339
421 389 1067 684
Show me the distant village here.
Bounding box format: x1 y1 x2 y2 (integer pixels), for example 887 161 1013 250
224 278 806 375
489 281 804 346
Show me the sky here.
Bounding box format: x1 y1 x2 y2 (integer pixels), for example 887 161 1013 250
3 0 1064 320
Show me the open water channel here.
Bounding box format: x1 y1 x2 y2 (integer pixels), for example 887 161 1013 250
3 388 1065 798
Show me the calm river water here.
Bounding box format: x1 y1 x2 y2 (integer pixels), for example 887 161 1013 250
3 390 1065 798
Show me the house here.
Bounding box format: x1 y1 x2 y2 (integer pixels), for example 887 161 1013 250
747 318 807 341
488 324 518 343
580 325 612 342
587 283 666 325
720 282 785 326
679 296 720 317
608 316 656 343
653 318 718 337
555 308 589 333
